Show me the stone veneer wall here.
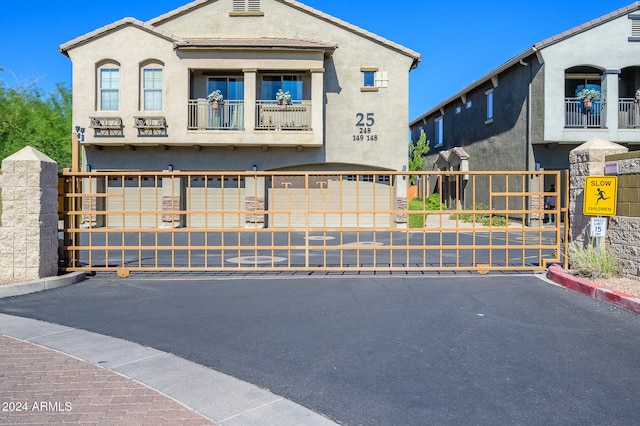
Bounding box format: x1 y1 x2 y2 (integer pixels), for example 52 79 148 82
569 138 640 278
0 147 59 281
604 151 640 277
568 138 628 246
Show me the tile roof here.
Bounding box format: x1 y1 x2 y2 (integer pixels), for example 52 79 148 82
175 37 337 52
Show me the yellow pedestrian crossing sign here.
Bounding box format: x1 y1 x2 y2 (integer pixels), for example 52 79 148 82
583 176 618 216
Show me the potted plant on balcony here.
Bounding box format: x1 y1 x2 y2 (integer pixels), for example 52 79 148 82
577 88 600 108
635 88 640 104
207 90 224 109
276 89 292 109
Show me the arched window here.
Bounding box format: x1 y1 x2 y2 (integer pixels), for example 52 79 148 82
141 61 164 111
97 61 120 111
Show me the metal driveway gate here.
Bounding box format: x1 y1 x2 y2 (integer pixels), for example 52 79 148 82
58 170 568 275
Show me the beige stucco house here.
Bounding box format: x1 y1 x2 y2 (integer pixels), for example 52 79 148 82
60 0 420 228
59 0 420 229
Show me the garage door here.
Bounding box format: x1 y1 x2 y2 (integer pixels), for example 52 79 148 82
187 176 244 228
106 176 163 229
268 174 395 229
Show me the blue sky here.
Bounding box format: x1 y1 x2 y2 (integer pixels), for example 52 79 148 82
0 0 634 120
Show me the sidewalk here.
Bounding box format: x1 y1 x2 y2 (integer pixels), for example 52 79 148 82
0 312 336 425
0 334 214 425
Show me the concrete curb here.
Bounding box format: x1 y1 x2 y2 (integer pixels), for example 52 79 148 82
0 272 86 299
547 264 640 314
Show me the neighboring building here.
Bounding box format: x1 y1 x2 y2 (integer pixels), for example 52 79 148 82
59 0 420 227
410 3 640 209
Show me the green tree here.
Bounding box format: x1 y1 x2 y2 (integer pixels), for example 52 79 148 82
408 132 430 184
0 82 72 169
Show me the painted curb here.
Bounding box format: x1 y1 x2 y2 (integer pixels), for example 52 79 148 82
547 264 640 314
0 272 86 299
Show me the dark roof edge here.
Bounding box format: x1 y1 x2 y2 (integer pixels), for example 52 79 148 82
409 47 536 126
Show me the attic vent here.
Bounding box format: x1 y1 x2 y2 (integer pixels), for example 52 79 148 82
628 13 640 41
633 19 640 36
233 0 261 12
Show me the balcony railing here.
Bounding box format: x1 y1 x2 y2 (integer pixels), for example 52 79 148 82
255 100 312 131
187 99 244 130
565 98 602 128
618 98 640 128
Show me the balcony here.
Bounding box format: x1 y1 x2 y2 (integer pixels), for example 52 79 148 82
187 99 313 132
255 101 312 131
618 98 640 128
565 98 602 128
187 100 244 131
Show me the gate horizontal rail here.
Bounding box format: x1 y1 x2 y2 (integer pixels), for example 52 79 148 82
59 170 568 275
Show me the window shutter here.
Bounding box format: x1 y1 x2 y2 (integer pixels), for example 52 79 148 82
375 71 389 88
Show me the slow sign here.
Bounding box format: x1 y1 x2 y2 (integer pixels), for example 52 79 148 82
583 176 618 216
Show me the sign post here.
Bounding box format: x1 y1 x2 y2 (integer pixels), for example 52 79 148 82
583 176 618 249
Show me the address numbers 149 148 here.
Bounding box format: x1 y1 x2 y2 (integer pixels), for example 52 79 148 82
353 112 378 142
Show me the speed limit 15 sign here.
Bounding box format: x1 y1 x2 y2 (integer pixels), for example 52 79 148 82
590 217 607 238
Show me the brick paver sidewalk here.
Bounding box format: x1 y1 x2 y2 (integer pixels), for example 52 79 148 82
0 335 216 425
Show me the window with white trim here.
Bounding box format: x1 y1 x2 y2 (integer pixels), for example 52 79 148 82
233 0 260 12
99 66 120 111
485 89 494 123
361 67 388 91
142 67 163 111
435 116 443 147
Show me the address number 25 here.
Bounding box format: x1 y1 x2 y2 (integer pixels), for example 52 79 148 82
355 113 375 127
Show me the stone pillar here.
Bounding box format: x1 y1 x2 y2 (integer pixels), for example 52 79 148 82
569 138 627 246
161 172 182 228
1 147 59 281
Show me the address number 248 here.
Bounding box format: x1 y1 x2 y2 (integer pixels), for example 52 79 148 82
353 113 378 141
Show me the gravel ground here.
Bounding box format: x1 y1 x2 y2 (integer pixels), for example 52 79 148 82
591 275 640 298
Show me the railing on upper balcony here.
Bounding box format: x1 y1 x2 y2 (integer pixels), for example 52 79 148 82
565 97 602 128
255 100 312 131
618 98 640 128
187 99 244 130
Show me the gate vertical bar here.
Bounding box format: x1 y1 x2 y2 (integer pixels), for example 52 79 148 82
305 173 310 269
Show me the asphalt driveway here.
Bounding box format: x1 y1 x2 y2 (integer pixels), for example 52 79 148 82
1 273 639 425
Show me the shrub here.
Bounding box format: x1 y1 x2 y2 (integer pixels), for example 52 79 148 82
408 194 445 228
449 203 507 227
568 243 619 279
